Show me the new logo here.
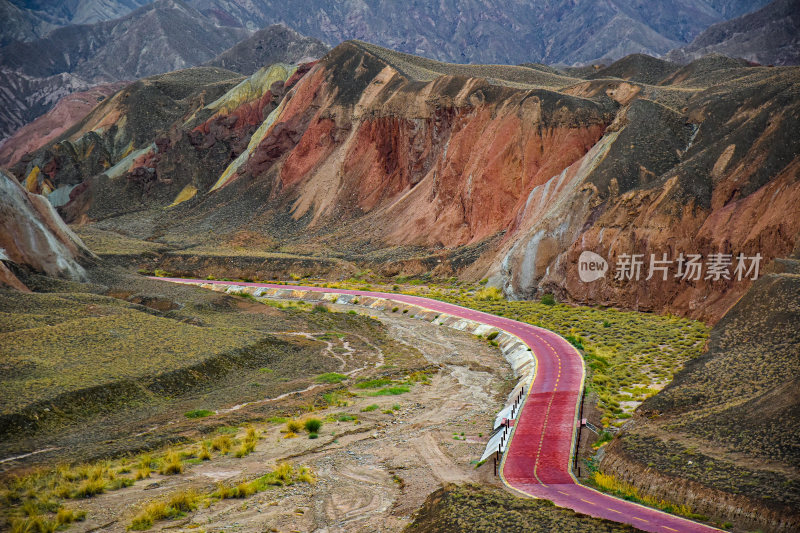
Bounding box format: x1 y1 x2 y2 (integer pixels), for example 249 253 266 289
578 251 608 282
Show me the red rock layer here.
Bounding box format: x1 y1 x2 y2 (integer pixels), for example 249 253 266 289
0 83 126 168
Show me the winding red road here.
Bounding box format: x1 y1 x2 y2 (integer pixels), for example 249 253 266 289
158 278 720 532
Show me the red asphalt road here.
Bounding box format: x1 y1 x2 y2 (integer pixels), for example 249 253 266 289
158 278 721 533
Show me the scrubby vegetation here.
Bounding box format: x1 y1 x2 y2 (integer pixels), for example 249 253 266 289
184 409 214 419
1 459 140 529
0 291 264 416
304 418 322 434
589 471 703 520
437 293 708 425
130 489 200 530
1 422 314 531
129 462 315 529
406 483 640 532
612 434 800 510
315 372 347 384
294 277 707 426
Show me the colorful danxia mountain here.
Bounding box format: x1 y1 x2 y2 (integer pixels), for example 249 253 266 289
0 4 798 533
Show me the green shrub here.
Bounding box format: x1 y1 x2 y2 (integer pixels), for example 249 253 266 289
184 409 214 419
540 294 556 306
368 385 410 396
304 418 323 433
355 378 393 389
315 372 347 384
361 404 379 412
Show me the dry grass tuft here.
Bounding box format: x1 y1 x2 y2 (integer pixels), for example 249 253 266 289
158 451 183 475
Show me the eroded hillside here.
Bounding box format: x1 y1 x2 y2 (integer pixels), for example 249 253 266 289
599 252 800 531
9 43 800 322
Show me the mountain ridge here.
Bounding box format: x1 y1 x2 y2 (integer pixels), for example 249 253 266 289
10 42 798 324
667 0 800 66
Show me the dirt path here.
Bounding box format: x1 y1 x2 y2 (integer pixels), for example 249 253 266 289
69 308 511 532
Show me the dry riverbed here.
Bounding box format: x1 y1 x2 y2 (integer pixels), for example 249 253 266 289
12 302 512 532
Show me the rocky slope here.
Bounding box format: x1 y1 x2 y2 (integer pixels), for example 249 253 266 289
8 0 151 27
0 0 151 46
0 0 55 47
0 67 99 146
206 23 329 75
0 0 775 142
0 170 95 291
667 0 800 66
190 0 769 65
0 0 249 82
600 252 800 532
11 44 800 323
0 82 126 167
0 6 337 142
0 0 249 140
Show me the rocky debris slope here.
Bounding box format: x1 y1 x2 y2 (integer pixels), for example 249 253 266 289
0 170 95 290
600 251 800 532
10 44 800 322
667 0 800 66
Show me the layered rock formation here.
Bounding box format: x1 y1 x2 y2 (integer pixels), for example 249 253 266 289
0 3 331 143
0 83 126 167
11 66 245 216
0 170 95 290
11 43 800 323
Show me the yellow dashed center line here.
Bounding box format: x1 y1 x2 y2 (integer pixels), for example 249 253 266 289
662 527 678 532
633 517 649 522
532 339 563 482
557 491 569 496
607 509 622 514
580 499 596 505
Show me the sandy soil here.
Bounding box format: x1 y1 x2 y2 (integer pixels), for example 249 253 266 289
68 306 513 532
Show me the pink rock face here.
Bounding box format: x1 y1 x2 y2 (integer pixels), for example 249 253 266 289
224 44 796 323
257 49 612 250
0 171 94 290
0 83 126 168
